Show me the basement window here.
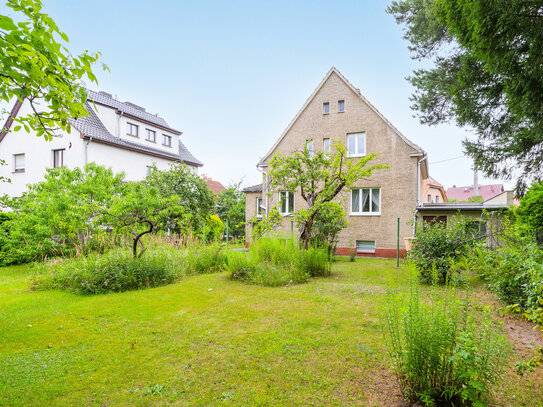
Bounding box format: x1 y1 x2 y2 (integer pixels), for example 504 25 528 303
356 240 375 253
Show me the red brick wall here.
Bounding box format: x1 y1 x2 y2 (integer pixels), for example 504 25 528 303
335 247 407 259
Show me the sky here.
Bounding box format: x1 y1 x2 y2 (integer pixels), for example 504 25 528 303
1 0 513 190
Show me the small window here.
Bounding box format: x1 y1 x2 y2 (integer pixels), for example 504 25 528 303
162 134 172 147
338 100 345 112
306 140 313 157
347 132 365 156
256 197 263 216
146 165 155 176
356 240 375 253
351 188 380 215
279 191 294 215
127 122 139 137
435 196 440 203
323 102 330 114
423 216 447 226
146 129 156 142
13 153 25 172
52 149 64 168
427 194 432 203
323 138 330 154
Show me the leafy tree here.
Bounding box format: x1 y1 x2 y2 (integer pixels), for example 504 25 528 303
298 201 349 257
387 0 543 193
268 142 387 249
215 182 246 239
144 163 215 238
1 0 105 140
517 181 543 233
0 164 125 264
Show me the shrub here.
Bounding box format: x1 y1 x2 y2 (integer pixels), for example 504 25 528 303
384 280 509 406
409 216 477 284
228 237 329 286
32 244 230 294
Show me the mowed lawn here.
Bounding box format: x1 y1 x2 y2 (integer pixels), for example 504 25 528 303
1 259 542 406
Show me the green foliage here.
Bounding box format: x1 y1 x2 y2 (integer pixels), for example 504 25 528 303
470 228 543 327
31 248 182 294
0 164 124 265
467 195 484 203
204 214 225 242
228 237 330 286
387 0 543 191
0 0 106 140
144 163 215 237
384 279 509 406
409 216 475 284
215 183 246 239
269 141 387 248
250 206 282 240
301 201 348 256
517 181 543 233
31 243 229 294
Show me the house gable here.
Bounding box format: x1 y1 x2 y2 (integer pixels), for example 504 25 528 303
258 67 427 178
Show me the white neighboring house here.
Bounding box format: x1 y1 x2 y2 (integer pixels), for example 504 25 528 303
0 90 203 197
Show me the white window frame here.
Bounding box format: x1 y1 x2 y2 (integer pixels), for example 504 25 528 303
338 100 345 113
52 149 64 169
356 240 375 254
127 122 139 137
13 153 25 173
347 132 366 157
279 191 294 215
256 197 263 217
306 139 313 157
146 129 156 142
323 102 330 115
350 187 381 216
323 138 330 154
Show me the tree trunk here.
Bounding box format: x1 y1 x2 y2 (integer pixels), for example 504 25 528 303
132 219 154 258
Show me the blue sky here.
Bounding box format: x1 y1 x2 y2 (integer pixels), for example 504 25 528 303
3 0 511 189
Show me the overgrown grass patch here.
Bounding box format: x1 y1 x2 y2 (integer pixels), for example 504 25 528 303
229 238 330 286
31 243 228 294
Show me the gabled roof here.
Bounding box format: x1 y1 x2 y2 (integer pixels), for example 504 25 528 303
204 177 226 195
258 67 427 173
87 89 181 135
70 102 203 166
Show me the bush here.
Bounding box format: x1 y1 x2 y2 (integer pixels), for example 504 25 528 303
409 216 477 284
384 280 509 406
228 237 329 286
470 230 543 326
32 244 229 294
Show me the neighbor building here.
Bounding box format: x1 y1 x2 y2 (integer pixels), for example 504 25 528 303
243 67 431 258
446 183 504 202
0 89 203 197
423 177 447 204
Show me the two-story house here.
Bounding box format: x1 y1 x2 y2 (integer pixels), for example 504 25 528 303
244 67 429 257
0 89 202 197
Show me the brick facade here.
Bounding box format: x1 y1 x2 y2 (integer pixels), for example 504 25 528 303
245 68 427 258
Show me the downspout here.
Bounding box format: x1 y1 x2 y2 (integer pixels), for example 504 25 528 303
413 152 428 236
117 111 124 138
256 165 268 218
84 134 93 165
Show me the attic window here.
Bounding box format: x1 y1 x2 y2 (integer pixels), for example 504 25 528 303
338 100 345 112
323 102 330 114
146 129 156 142
162 134 172 147
127 122 139 137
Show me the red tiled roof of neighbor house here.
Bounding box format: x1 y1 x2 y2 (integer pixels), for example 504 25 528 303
204 177 226 195
446 184 504 201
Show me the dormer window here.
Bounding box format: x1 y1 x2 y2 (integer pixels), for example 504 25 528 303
162 134 172 147
323 102 330 114
146 129 156 142
338 100 345 112
127 123 139 137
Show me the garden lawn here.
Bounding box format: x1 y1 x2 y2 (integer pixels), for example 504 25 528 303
0 259 542 406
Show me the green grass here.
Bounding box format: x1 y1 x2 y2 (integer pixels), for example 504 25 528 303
0 258 542 406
